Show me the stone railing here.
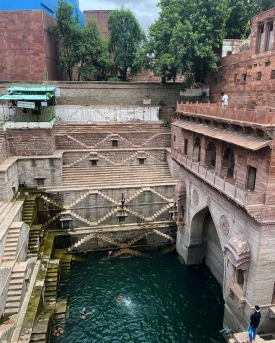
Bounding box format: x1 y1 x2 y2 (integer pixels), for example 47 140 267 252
176 102 275 125
171 149 266 208
0 267 11 318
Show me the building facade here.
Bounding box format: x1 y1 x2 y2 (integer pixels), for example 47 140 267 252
208 7 275 107
170 102 275 334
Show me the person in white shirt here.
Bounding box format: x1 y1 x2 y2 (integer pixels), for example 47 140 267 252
221 92 228 108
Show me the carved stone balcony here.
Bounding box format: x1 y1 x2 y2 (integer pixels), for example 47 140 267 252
171 149 266 210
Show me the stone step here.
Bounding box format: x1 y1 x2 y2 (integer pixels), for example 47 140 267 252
4 308 19 316
9 279 24 285
5 301 20 308
7 290 22 296
7 295 21 302
11 272 25 279
8 284 23 291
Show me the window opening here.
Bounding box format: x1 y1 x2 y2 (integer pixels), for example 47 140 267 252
271 70 275 79
242 74 247 82
205 142 216 167
184 139 188 155
267 23 273 51
139 158 145 165
258 26 264 52
112 140 118 147
246 166 257 191
257 71 262 80
192 137 201 162
36 178 44 186
234 74 237 83
91 160 97 166
118 217 125 223
222 148 235 178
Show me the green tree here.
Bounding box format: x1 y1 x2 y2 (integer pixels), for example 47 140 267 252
76 19 113 81
249 0 275 13
147 0 230 90
49 0 80 80
108 7 146 81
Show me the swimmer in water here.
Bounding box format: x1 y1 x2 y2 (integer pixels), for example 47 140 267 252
108 250 113 258
117 295 123 302
53 327 64 336
80 307 94 319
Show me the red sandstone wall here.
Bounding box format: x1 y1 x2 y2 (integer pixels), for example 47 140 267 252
0 10 59 81
6 126 56 156
208 7 275 107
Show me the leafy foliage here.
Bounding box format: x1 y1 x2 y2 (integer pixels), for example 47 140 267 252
146 0 230 90
108 7 146 81
76 19 113 81
49 0 80 80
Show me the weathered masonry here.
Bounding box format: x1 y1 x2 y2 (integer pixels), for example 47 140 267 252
171 102 275 334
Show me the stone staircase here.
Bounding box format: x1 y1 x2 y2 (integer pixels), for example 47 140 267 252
149 204 171 221
29 261 60 343
40 194 63 209
22 194 38 227
153 229 175 242
97 208 118 225
60 164 176 189
96 233 121 246
55 122 170 150
27 224 42 257
4 262 28 317
2 224 21 262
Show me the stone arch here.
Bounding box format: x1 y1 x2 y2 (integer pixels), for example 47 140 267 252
205 141 216 167
189 206 224 285
222 147 235 178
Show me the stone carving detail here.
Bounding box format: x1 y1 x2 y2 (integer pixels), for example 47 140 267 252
220 215 230 235
193 190 199 205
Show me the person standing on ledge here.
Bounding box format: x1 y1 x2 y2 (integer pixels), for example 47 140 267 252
221 92 228 108
248 305 261 343
121 194 125 209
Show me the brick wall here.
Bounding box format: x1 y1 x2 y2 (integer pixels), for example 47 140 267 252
6 126 56 156
0 10 59 81
208 7 275 107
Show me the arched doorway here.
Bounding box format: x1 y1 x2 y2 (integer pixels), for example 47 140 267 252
205 142 216 168
189 207 224 285
222 148 235 178
202 213 224 285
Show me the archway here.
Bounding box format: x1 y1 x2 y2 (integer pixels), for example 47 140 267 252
189 207 224 285
205 141 216 168
202 213 224 285
222 148 235 178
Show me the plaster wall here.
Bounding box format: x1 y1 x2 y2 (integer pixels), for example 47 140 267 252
56 106 160 122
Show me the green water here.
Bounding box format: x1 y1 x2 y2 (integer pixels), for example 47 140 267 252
54 251 224 343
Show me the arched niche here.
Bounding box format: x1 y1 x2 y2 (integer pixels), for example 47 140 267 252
222 147 235 178
192 137 201 162
173 182 186 225
205 141 216 168
224 234 251 309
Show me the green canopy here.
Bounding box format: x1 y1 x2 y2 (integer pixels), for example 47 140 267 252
0 94 51 101
7 86 56 92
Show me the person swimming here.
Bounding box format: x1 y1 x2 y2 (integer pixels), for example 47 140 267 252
117 295 123 302
53 326 64 336
80 307 94 319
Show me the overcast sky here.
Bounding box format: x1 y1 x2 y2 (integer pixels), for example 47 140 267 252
79 0 160 31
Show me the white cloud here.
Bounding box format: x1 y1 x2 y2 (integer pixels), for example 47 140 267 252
79 0 159 31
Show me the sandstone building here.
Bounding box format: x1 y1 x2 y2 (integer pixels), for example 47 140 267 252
209 7 275 107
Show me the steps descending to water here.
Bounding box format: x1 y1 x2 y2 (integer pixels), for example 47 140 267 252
4 262 28 317
27 225 42 258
